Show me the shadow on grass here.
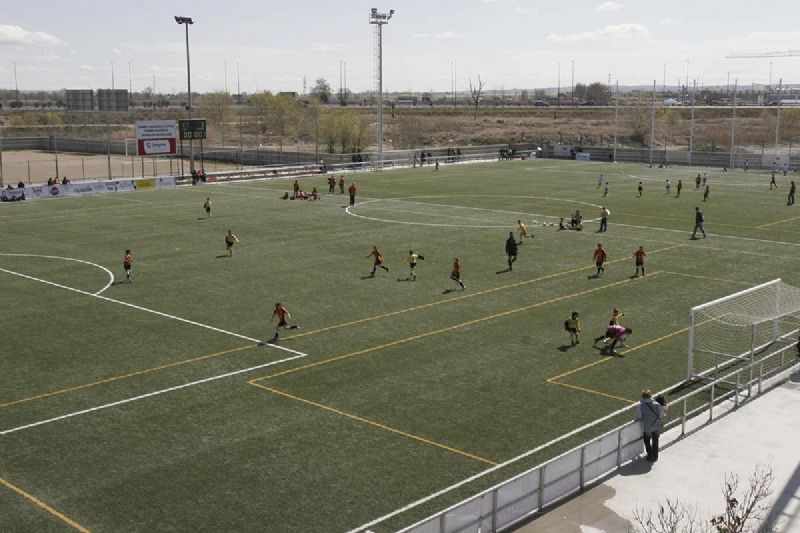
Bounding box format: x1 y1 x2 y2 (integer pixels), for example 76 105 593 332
557 344 575 352
496 268 512 275
360 274 375 280
215 254 231 259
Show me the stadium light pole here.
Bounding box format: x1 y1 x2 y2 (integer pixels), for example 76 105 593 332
613 81 619 163
370 8 394 170
175 15 195 174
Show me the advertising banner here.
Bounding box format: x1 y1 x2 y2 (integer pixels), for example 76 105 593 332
1 189 26 201
576 152 591 161
156 176 176 188
135 178 157 190
136 120 177 156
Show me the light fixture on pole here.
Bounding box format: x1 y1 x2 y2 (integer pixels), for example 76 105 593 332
175 15 195 174
369 7 394 170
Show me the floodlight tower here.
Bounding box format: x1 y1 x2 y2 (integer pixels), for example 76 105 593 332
370 7 394 170
175 15 195 173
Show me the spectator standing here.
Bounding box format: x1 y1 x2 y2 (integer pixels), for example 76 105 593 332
635 389 665 462
789 181 796 206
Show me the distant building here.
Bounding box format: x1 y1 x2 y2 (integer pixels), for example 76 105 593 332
65 89 95 111
97 89 129 112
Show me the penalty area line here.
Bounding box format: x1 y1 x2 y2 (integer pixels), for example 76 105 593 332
0 266 306 359
0 353 306 436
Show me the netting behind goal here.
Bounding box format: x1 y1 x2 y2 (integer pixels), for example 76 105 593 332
688 279 800 380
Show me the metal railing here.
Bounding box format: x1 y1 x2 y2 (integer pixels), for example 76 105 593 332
390 338 800 533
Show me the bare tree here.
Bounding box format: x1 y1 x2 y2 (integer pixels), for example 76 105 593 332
200 91 232 147
630 465 775 533
304 97 322 160
469 75 486 121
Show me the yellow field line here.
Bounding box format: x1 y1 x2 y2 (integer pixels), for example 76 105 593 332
253 275 653 383
547 380 635 403
659 271 754 286
757 214 800 229
249 382 497 466
0 475 90 532
282 244 686 342
0 344 258 410
614 211 798 235
547 359 610 383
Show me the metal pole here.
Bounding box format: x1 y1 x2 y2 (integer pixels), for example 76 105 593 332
775 79 782 152
730 80 737 169
52 112 59 178
185 22 194 173
649 80 656 167
82 158 85 180
557 61 561 107
377 22 383 169
0 137 4 188
106 104 112 179
571 59 574 106
613 81 619 163
689 80 696 165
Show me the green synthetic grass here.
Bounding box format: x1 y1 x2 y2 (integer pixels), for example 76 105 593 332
1 159 799 532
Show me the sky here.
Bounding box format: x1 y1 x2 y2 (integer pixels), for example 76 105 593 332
1 0 799 94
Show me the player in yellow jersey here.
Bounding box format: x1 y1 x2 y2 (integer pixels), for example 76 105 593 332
565 311 581 345
225 230 240 257
404 250 424 280
517 220 532 244
203 197 212 217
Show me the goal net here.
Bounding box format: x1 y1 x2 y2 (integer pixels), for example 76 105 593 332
688 279 800 380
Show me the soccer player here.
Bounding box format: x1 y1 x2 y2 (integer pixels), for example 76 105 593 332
603 181 609 197
665 179 671 195
270 302 300 342
367 246 389 276
637 181 643 197
789 181 796 206
592 243 607 276
505 232 518 271
328 176 336 194
702 172 708 186
339 175 345 194
597 173 605 189
599 206 609 232
633 246 646 277
676 179 683 198
348 182 357 206
770 173 777 190
123 249 133 283
691 207 706 239
404 250 424 280
517 219 531 243
225 229 240 256
566 311 581 346
203 197 212 217
695 173 702 190
450 258 465 290
292 180 300 199
608 326 632 354
610 307 625 325
703 185 710 202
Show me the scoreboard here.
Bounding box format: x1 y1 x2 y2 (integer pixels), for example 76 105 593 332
178 119 207 140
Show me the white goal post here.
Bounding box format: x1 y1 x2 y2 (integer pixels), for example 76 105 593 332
688 279 800 380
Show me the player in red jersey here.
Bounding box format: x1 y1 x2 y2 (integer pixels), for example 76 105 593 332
633 246 646 277
123 249 133 283
450 258 465 290
367 246 389 276
593 243 607 277
270 302 300 342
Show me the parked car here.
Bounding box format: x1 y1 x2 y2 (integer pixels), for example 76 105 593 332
533 100 550 107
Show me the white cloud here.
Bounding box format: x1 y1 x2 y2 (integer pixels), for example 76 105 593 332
546 23 648 43
0 24 63 46
412 33 431 38
515 4 539 15
658 17 673 24
79 65 94 71
308 42 348 53
435 31 462 40
594 1 624 12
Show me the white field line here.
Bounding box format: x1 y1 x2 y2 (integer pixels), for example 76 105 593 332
345 195 603 228
0 353 306 436
607 221 800 248
0 252 115 295
0 267 308 358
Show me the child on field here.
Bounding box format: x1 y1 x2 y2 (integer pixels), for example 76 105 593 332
565 312 581 346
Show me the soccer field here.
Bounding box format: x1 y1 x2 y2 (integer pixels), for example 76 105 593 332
1 158 798 532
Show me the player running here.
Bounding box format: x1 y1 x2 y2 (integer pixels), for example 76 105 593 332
450 258 465 290
703 185 710 202
665 179 671 195
203 197 212 217
123 249 133 283
225 230 240 256
269 302 300 342
610 307 625 325
592 243 607 276
517 219 532 243
633 246 646 277
505 232 518 271
597 174 605 189
676 179 683 198
367 246 390 276
404 250 424 280
695 174 702 190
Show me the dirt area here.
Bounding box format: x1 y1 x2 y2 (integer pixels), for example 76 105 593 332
1 150 239 186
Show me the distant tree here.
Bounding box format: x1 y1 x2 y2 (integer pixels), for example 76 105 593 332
573 83 587 100
585 82 611 105
394 115 426 149
248 91 273 134
661 108 683 152
626 106 651 145
269 94 301 158
201 91 232 147
304 97 323 159
469 75 486 121
310 78 332 104
519 90 530 104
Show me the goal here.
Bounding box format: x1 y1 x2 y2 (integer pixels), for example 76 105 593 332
688 279 800 380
